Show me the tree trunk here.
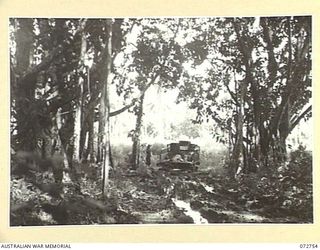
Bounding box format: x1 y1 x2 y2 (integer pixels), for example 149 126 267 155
55 108 69 169
131 93 145 170
101 19 112 195
85 111 95 162
232 80 245 177
73 23 87 162
266 17 311 166
15 19 33 74
79 123 88 160
276 99 290 163
232 19 260 174
73 80 83 162
14 19 36 151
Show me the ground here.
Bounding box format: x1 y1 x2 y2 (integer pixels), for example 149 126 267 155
110 167 312 224
10 155 313 226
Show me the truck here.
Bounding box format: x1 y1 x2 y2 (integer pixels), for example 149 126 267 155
156 140 200 171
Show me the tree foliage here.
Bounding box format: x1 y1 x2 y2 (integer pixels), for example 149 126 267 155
10 17 312 225
178 16 312 173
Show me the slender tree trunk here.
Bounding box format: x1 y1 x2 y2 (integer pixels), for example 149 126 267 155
97 78 106 164
101 19 112 195
79 122 88 160
232 80 245 177
73 80 83 162
55 108 69 169
277 98 290 163
253 125 262 168
131 93 145 169
97 119 104 163
73 22 87 162
85 111 95 162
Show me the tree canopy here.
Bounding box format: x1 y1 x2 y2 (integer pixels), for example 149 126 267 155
10 16 313 226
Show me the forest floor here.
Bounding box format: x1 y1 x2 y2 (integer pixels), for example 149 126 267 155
110 167 310 224
10 158 313 225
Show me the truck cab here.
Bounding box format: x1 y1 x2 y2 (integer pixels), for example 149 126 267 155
157 141 200 171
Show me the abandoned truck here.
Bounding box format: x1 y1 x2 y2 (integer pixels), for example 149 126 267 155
156 140 200 171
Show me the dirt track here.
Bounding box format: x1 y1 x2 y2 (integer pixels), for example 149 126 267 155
116 169 298 224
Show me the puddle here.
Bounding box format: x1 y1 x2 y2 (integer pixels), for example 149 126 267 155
172 198 208 224
200 182 215 193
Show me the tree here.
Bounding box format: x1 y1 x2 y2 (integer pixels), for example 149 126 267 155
73 19 87 162
129 93 145 168
113 18 185 169
12 18 37 151
11 18 79 158
100 19 112 194
178 16 312 175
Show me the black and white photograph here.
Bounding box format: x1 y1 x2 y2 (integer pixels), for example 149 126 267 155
9 16 312 226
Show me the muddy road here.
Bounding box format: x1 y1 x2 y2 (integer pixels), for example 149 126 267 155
115 169 299 224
